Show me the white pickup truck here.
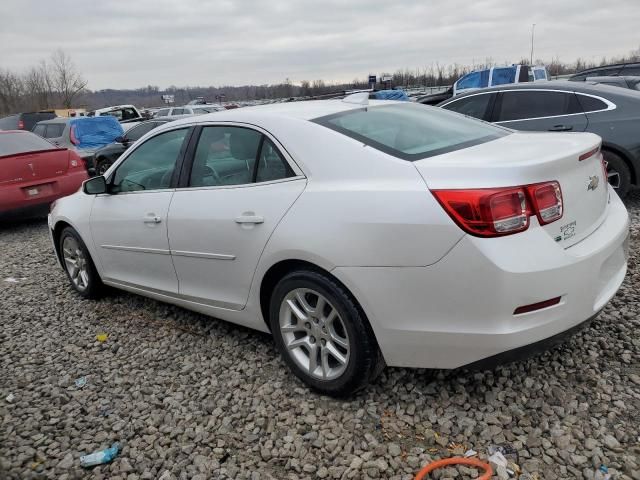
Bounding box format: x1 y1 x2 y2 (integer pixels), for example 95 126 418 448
86 105 144 131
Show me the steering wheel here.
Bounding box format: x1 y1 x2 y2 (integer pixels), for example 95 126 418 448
199 164 222 184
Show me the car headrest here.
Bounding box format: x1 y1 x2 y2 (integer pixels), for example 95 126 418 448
230 129 260 160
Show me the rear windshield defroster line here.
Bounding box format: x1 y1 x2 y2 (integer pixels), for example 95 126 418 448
312 103 509 161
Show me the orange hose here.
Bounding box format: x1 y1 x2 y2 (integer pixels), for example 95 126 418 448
414 457 493 480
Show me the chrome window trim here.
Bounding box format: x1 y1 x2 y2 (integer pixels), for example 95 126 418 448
443 89 617 124
175 175 305 193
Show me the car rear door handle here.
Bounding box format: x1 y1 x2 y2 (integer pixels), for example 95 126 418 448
235 214 264 224
143 214 162 224
548 125 573 132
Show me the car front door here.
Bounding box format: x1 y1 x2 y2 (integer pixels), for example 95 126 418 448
491 90 588 132
167 124 306 310
90 127 192 293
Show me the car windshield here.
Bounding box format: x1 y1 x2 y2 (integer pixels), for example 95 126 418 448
314 103 509 161
0 131 56 157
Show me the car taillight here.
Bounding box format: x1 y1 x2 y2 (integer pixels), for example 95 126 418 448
70 125 79 145
68 152 83 169
529 182 563 225
432 181 563 237
18 120 25 129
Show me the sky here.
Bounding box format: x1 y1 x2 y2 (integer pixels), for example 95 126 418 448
1 0 639 90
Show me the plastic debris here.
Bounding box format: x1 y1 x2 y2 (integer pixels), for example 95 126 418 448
80 442 121 468
6 393 15 403
96 333 108 343
488 451 509 468
75 377 87 388
4 277 18 283
464 449 478 457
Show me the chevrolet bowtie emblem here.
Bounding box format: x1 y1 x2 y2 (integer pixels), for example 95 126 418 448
587 175 599 191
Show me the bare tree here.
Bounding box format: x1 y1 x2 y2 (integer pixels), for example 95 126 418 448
50 49 87 108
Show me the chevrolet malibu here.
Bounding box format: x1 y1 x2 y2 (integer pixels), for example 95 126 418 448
48 97 629 396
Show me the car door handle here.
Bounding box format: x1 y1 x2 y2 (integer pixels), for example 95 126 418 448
548 125 573 132
235 214 264 224
143 214 162 224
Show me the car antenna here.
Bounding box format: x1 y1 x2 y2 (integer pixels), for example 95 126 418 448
342 92 369 107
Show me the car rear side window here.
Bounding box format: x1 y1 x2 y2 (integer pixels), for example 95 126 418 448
0 132 56 157
44 124 65 138
33 124 46 137
576 94 609 113
172 108 186 115
156 109 170 117
314 103 508 161
442 93 493 120
126 122 157 141
495 91 582 121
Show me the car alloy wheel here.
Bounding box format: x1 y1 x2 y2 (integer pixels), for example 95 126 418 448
62 235 90 291
279 288 350 380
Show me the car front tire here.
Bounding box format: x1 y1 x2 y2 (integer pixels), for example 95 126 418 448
59 227 104 299
269 269 384 396
603 150 631 199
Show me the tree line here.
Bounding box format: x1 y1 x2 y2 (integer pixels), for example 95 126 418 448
2 46 640 116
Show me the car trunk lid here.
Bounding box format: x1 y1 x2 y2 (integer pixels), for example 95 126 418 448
413 131 609 247
1 149 70 187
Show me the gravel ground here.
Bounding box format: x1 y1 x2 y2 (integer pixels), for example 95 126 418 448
1 191 639 480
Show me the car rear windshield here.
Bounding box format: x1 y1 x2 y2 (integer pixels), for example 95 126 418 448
0 132 57 157
313 103 509 161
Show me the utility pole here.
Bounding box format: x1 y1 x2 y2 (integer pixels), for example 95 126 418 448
530 23 536 65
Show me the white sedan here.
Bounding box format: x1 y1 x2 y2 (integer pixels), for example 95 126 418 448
49 96 629 396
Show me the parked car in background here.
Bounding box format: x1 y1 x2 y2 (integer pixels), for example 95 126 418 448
0 111 57 131
33 116 124 174
154 105 225 118
587 76 640 91
92 119 172 175
439 81 640 198
418 65 548 105
0 131 87 218
87 105 143 121
49 99 628 395
569 62 640 81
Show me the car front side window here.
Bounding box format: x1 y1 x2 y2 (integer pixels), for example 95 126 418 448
442 94 493 120
111 128 189 193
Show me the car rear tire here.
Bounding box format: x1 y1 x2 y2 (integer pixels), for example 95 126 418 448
269 269 384 396
95 158 112 176
603 150 631 199
59 227 104 299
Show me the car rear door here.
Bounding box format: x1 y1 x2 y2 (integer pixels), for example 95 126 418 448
167 124 306 310
89 127 192 293
492 89 588 132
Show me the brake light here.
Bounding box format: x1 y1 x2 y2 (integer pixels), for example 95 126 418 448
18 120 25 129
578 145 600 161
529 182 563 225
70 125 79 145
432 181 563 237
68 151 83 169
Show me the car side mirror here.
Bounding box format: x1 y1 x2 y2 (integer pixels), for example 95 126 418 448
83 176 108 195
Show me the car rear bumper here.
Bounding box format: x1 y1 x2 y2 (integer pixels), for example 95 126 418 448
0 170 87 216
332 189 629 369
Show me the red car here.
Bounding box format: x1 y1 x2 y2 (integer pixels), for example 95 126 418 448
0 130 88 218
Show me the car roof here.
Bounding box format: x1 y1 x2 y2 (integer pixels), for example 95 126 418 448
446 80 640 102
36 117 71 124
163 99 401 127
573 62 640 73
